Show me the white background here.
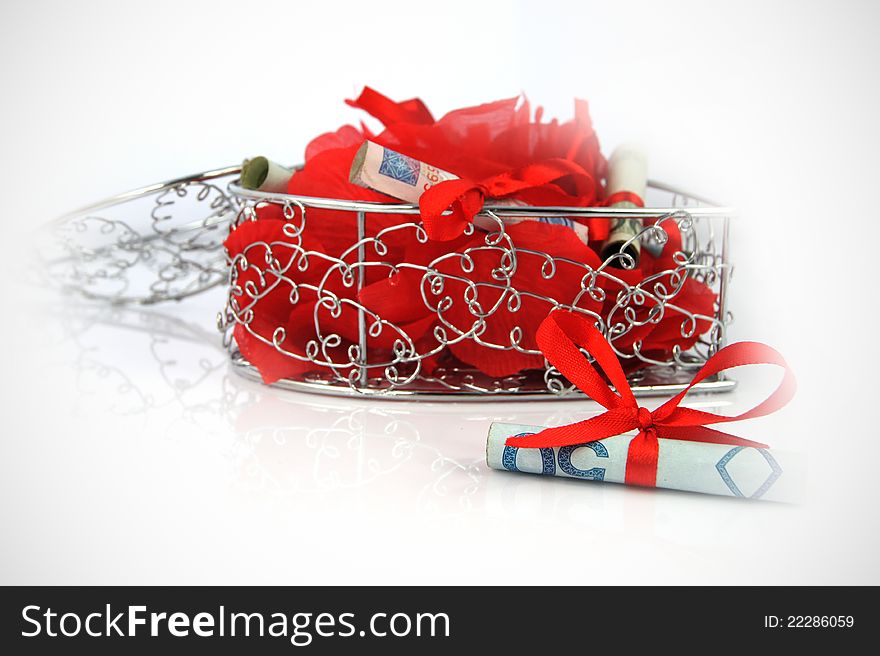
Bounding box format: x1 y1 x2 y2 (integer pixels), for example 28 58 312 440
1 0 879 584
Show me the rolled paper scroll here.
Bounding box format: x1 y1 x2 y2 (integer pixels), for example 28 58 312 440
350 140 457 204
487 422 803 501
241 156 294 193
600 144 648 266
349 140 591 244
487 198 591 244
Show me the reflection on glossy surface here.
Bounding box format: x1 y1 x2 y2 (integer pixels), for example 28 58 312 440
46 288 738 517
17 286 826 585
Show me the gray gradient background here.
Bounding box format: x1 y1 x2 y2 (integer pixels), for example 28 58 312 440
1 0 878 584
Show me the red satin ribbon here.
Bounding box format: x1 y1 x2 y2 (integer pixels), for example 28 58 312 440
504 310 796 487
418 159 597 241
345 86 435 126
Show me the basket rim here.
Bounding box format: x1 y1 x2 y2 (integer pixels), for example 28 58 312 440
55 164 736 224
54 165 241 225
227 350 738 401
231 177 734 217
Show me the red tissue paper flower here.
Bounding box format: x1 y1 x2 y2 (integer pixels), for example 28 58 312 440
224 87 718 384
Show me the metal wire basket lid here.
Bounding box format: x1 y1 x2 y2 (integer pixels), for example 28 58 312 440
40 166 241 305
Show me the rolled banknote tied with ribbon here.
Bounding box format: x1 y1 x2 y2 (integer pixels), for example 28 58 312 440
349 140 592 245
490 309 800 500
487 422 803 501
600 144 648 266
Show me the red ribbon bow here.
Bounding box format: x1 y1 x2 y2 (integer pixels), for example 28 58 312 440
505 310 796 487
418 159 597 241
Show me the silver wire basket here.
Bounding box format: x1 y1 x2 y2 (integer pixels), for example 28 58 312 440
219 174 736 400
41 166 735 400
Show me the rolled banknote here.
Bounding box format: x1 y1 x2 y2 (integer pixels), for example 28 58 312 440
241 156 294 193
485 198 591 244
350 139 456 204
349 140 591 245
600 144 649 265
487 422 803 501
